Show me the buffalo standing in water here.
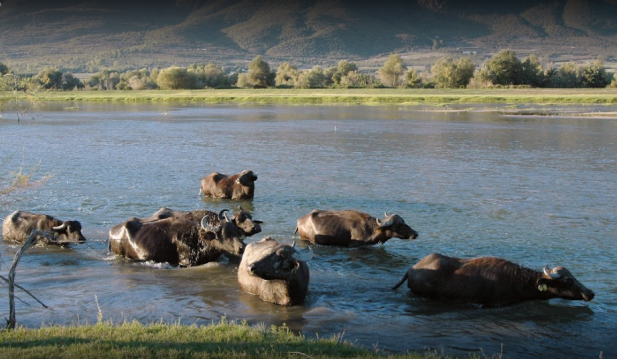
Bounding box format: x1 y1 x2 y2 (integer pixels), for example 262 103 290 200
238 237 313 305
392 253 595 307
295 209 418 247
200 170 258 200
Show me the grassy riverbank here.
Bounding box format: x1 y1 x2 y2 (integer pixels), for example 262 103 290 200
2 88 617 106
0 320 479 359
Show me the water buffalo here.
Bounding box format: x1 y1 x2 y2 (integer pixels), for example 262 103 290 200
238 237 313 306
200 170 257 200
294 209 418 247
392 253 595 307
108 210 247 267
141 207 262 237
2 210 86 245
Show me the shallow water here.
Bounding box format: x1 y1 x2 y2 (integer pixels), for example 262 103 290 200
1 103 616 358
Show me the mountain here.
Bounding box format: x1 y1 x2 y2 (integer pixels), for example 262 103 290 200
1 0 616 73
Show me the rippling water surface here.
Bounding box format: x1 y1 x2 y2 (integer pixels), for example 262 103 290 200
1 103 615 358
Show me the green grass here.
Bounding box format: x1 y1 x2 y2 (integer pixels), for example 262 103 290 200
2 88 617 106
0 319 476 359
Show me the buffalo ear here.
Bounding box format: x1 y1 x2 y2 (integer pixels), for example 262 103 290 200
200 230 216 241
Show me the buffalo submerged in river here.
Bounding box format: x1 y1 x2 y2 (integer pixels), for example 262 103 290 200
392 253 595 307
294 209 419 247
108 208 261 267
2 210 87 246
238 237 313 306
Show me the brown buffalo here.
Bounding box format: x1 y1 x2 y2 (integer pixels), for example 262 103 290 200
108 210 247 267
294 209 418 247
238 237 313 306
2 210 86 245
144 207 262 237
200 170 257 200
392 253 595 307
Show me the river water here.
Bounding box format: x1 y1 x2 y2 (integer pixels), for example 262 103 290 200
1 103 615 358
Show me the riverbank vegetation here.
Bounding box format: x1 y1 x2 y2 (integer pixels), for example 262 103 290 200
2 50 617 95
2 88 617 107
0 319 491 359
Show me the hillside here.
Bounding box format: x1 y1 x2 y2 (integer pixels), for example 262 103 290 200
1 0 617 73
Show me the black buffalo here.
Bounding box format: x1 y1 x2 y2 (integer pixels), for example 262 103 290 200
238 237 313 306
2 210 86 245
108 209 249 267
392 253 595 307
200 170 258 200
294 209 418 247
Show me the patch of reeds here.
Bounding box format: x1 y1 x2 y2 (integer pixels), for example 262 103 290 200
0 161 55 197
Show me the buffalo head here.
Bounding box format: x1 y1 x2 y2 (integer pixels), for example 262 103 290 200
537 265 595 301
236 170 258 186
376 212 418 240
232 207 262 236
248 239 313 281
200 212 246 256
52 220 87 244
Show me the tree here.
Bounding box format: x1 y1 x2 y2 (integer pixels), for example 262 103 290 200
0 62 8 76
157 66 199 90
431 57 475 88
188 63 230 88
580 60 611 88
274 62 299 88
36 68 63 89
242 56 273 88
86 70 120 90
61 73 83 90
547 62 581 88
476 50 522 86
331 60 358 85
296 66 327 89
379 54 407 87
520 54 545 87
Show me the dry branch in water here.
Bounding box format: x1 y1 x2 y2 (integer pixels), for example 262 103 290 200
4 230 52 329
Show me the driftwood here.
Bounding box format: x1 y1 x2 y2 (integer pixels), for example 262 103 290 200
4 230 52 329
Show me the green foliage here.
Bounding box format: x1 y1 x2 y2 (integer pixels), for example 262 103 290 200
86 70 121 90
331 60 359 86
188 63 231 89
0 61 9 76
241 56 274 89
580 60 612 88
477 50 522 86
520 54 545 88
35 67 63 89
379 54 407 87
431 57 475 88
157 66 200 90
117 68 157 90
274 62 299 88
296 66 327 89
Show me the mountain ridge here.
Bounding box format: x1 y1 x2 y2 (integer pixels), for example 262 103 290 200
1 0 616 72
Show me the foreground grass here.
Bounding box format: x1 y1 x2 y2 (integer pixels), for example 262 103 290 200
2 88 617 105
0 320 475 359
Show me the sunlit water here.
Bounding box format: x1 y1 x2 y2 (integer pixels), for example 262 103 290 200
1 103 616 358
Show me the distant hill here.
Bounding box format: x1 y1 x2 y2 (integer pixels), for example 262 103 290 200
1 0 616 73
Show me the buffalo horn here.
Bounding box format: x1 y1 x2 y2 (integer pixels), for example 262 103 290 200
200 216 218 233
218 209 230 221
292 246 313 262
291 240 296 248
52 222 67 231
544 265 561 279
377 216 393 228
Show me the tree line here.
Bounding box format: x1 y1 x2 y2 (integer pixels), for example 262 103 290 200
1 50 616 91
